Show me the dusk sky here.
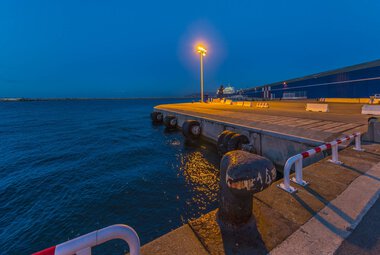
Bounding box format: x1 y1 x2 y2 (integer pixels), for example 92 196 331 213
1 0 380 98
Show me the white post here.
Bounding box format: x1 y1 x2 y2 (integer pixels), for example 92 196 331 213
277 156 298 193
353 134 365 151
328 144 343 165
291 158 309 186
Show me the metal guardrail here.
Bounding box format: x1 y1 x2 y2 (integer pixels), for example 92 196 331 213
33 224 140 255
278 132 364 193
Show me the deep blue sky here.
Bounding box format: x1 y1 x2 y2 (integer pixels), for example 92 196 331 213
1 0 380 98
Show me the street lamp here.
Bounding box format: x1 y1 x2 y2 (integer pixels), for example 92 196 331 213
197 46 207 103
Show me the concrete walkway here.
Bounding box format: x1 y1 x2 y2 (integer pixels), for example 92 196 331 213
335 198 380 255
155 102 368 143
139 142 380 254
270 159 380 255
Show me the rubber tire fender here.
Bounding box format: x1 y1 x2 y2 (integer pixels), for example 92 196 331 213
227 133 249 152
217 130 234 155
151 112 163 123
218 131 236 155
163 115 177 129
182 120 201 139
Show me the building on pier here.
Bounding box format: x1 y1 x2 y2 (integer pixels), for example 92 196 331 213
241 59 380 100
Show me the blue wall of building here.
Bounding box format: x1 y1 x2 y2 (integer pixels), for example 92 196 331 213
244 65 380 99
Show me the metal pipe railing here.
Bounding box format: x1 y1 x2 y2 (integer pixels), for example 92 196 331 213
33 224 140 255
278 132 364 193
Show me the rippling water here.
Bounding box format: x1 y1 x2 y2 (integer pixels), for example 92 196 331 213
0 99 220 254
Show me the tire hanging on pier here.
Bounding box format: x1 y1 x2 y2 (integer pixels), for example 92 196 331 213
182 120 201 140
217 130 234 155
217 130 250 155
151 112 163 123
163 115 178 130
227 133 249 152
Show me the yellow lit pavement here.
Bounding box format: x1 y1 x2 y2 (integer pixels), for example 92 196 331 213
155 101 369 143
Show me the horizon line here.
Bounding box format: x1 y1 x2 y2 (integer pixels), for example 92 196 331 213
0 96 200 101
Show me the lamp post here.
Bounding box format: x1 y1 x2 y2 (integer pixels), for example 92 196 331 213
197 46 207 103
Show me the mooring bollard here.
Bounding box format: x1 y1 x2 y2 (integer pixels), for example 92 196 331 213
218 150 276 225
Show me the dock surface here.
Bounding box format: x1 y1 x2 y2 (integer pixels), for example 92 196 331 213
139 142 380 255
139 101 380 254
155 101 368 143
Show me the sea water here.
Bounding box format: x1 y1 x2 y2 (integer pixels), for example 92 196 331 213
0 99 220 254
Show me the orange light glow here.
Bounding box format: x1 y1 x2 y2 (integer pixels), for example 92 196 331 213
196 45 207 56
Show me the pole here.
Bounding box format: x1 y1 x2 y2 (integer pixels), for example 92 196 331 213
200 54 204 103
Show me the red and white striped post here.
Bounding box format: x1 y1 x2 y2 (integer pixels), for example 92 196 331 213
278 132 364 193
32 224 140 255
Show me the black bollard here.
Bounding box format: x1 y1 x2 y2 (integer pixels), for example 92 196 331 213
218 150 276 225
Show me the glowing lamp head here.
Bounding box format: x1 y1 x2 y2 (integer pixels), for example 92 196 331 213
197 46 207 56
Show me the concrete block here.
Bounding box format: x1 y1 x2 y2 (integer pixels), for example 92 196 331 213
260 134 322 168
176 115 187 128
374 122 380 143
249 132 261 154
201 120 224 141
306 103 329 112
362 104 380 115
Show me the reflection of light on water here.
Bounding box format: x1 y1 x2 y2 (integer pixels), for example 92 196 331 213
168 139 181 146
178 151 219 220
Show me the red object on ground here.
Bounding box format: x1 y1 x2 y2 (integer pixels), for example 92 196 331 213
32 246 55 255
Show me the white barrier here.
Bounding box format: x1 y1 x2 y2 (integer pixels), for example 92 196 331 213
33 224 140 255
243 101 252 107
306 103 329 112
225 99 233 105
362 105 380 115
278 133 364 193
256 102 269 108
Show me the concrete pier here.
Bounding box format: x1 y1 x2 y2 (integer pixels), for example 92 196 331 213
139 101 380 255
139 143 380 255
155 101 369 168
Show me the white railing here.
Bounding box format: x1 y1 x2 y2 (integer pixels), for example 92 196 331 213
33 224 140 255
278 132 364 193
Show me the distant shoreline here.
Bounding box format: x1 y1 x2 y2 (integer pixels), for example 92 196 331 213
0 97 198 102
